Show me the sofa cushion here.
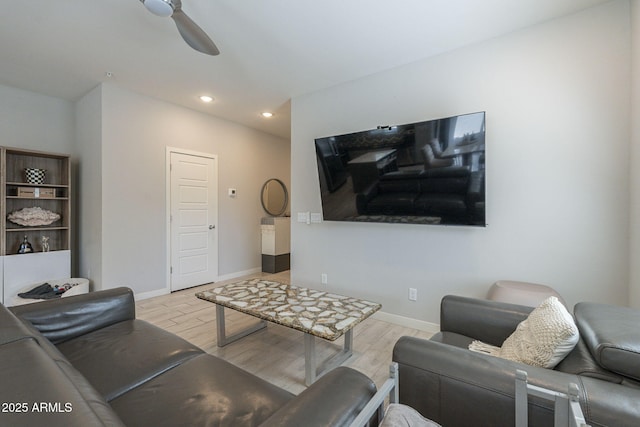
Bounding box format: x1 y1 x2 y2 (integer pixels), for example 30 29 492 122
575 302 640 381
19 317 71 363
554 338 630 384
439 296 533 347
57 319 203 401
0 338 125 427
110 353 293 427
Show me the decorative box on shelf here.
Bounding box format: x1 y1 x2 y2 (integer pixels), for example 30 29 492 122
17 187 56 199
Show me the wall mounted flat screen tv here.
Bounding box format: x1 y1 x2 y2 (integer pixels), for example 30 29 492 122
315 112 486 226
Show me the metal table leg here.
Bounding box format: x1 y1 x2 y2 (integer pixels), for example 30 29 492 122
304 328 354 386
215 305 267 347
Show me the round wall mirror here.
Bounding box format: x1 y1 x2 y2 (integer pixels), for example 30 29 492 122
261 178 288 216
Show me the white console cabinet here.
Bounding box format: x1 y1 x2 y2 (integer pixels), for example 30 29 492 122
261 217 290 273
1 250 71 304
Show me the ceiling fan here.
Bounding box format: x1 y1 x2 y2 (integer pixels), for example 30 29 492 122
140 0 220 56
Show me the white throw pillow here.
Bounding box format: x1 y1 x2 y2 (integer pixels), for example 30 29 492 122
469 296 579 368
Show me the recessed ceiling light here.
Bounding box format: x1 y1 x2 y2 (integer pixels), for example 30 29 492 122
200 95 214 103
261 112 274 118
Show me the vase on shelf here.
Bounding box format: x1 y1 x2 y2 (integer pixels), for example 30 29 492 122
25 168 46 184
41 236 50 252
17 235 33 254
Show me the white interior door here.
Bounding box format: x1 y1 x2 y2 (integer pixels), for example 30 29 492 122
170 151 218 291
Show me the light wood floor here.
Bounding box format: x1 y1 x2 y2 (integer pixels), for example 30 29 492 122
135 271 434 395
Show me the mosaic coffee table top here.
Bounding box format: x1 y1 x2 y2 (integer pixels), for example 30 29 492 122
195 279 381 341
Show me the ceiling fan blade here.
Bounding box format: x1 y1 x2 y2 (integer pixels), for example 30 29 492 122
171 9 220 56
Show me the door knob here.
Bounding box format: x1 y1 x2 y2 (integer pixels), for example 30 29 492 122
209 225 215 229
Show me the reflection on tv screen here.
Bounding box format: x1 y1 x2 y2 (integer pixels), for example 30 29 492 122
315 112 486 226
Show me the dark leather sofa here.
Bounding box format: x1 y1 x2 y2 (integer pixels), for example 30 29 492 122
392 295 640 426
1 287 376 427
355 167 484 224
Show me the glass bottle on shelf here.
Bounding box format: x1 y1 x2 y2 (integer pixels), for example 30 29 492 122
18 235 33 254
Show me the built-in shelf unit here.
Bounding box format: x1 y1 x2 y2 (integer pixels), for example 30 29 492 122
0 147 72 304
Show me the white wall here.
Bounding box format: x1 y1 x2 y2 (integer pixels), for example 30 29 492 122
75 85 103 289
0 82 290 296
97 84 290 294
630 0 640 309
0 84 75 154
291 1 631 323
0 84 77 272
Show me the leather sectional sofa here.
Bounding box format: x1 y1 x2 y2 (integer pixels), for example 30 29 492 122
393 295 640 426
1 287 376 426
355 167 484 225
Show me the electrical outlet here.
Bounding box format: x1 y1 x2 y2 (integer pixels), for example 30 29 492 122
409 288 418 301
321 273 328 285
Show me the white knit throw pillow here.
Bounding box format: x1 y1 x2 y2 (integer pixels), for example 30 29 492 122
469 296 579 368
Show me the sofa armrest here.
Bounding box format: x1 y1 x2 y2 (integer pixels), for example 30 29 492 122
440 295 532 346
9 287 135 345
393 336 640 426
260 367 377 427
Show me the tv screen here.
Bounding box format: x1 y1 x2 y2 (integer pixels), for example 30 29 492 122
315 111 485 226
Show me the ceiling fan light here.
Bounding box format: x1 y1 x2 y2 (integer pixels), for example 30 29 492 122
143 0 174 17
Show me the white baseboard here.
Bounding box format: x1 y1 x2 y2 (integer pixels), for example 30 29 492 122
135 287 170 301
372 311 440 334
136 268 263 301
216 267 262 283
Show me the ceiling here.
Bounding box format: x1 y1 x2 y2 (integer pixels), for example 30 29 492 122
0 0 611 139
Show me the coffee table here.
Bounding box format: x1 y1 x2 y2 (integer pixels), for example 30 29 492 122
195 278 381 385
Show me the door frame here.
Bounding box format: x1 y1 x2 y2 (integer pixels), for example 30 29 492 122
165 147 219 293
